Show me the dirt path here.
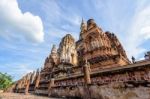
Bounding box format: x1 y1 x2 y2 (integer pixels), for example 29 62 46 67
0 93 61 99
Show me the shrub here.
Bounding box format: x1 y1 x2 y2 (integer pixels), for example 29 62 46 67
0 72 13 90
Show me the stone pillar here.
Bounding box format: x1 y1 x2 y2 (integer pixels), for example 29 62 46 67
16 81 20 93
49 78 55 89
83 60 91 84
18 80 23 93
34 73 40 90
25 80 30 95
72 52 78 65
48 78 55 96
51 78 55 87
25 73 31 95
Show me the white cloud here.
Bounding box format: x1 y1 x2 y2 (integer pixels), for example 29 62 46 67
141 26 150 39
0 0 44 43
126 4 150 59
41 0 81 39
42 0 81 26
0 63 34 81
91 0 150 60
12 64 33 76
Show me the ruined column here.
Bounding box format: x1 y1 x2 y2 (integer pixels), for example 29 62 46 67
34 69 40 90
25 80 30 95
48 78 55 89
34 74 40 89
48 78 55 96
25 73 31 95
83 60 91 84
16 81 20 93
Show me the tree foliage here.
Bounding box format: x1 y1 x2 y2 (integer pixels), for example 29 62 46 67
0 72 13 90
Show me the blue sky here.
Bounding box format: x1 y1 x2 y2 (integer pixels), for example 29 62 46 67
0 0 150 80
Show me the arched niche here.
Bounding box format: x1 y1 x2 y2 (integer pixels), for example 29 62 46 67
84 33 100 51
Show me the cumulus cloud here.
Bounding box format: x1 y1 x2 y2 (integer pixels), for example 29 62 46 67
0 0 44 43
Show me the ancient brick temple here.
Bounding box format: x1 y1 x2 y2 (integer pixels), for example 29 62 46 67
13 19 150 99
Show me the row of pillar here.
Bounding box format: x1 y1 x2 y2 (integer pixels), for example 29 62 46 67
15 60 91 95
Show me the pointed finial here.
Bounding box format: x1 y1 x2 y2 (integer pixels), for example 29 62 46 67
81 18 86 25
80 18 86 30
82 18 84 24
51 44 57 54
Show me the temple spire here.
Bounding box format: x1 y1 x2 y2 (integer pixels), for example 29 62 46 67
81 18 84 25
50 44 58 65
51 44 57 54
80 18 86 30
80 18 86 39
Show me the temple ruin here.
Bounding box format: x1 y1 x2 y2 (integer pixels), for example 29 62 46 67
12 19 150 99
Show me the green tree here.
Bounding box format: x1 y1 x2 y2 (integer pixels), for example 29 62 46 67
0 72 13 90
